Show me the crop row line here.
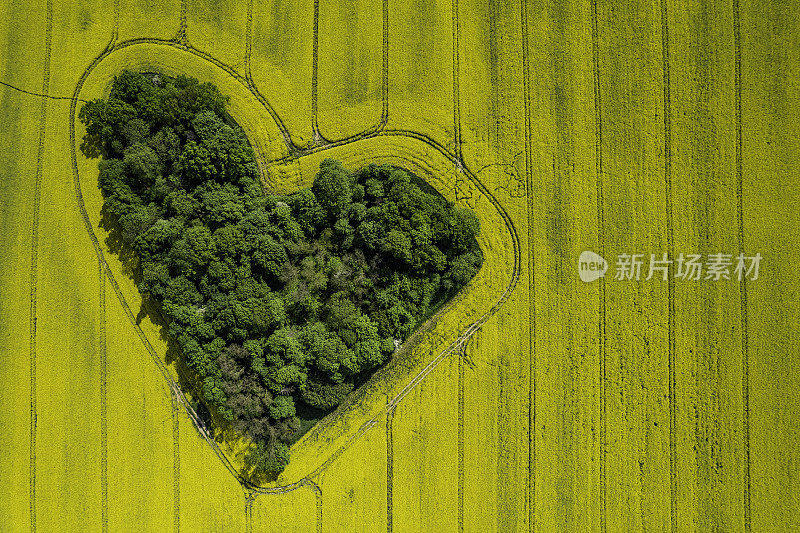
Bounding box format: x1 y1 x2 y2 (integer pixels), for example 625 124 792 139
310 0 320 143
172 394 181 533
452 0 462 161
733 0 752 529
386 406 395 533
176 0 188 46
659 0 678 530
244 491 253 533
110 0 119 46
457 346 465 532
303 478 324 533
380 0 389 132
590 0 607 531
99 260 108 533
519 0 535 529
28 2 53 530
244 0 253 84
487 0 499 155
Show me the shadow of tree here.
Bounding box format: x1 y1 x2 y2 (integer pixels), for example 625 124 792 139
78 88 299 484
98 205 281 483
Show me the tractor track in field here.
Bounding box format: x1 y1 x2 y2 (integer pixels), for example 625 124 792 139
451 0 462 162
171 394 181 533
310 0 321 143
176 0 188 46
519 0 535 530
244 0 253 83
111 0 119 46
305 477 324 533
68 19 521 505
0 80 87 102
659 0 679 530
311 0 389 146
244 490 254 533
733 0 751 529
380 0 389 136
9 0 772 529
241 476 323 530
385 405 395 533
487 0 500 159
590 0 608 530
457 344 466 532
28 2 53 530
99 260 109 533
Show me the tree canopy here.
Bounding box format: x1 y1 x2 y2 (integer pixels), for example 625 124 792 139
80 70 483 476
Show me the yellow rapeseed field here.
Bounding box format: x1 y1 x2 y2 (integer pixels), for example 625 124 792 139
1 0 798 530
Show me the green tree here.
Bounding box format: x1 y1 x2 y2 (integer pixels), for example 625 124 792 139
80 70 483 477
312 158 353 219
381 229 413 263
268 395 296 419
300 379 354 410
122 142 161 190
246 441 290 475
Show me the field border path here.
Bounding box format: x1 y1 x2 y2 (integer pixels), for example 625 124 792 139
66 36 522 500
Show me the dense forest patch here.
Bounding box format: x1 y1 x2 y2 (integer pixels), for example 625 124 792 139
79 70 483 475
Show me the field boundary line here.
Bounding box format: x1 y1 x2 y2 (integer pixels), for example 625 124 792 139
659 0 678 530
449 0 465 523
732 0 751 529
29 2 53 530
519 0 535 529
590 0 607 530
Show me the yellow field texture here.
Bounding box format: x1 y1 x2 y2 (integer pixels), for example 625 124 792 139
315 0 385 141
1 0 798 531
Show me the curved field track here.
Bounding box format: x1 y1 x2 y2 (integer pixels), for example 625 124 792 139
1 0 799 531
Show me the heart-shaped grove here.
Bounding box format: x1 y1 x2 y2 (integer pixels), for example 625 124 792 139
79 70 483 476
